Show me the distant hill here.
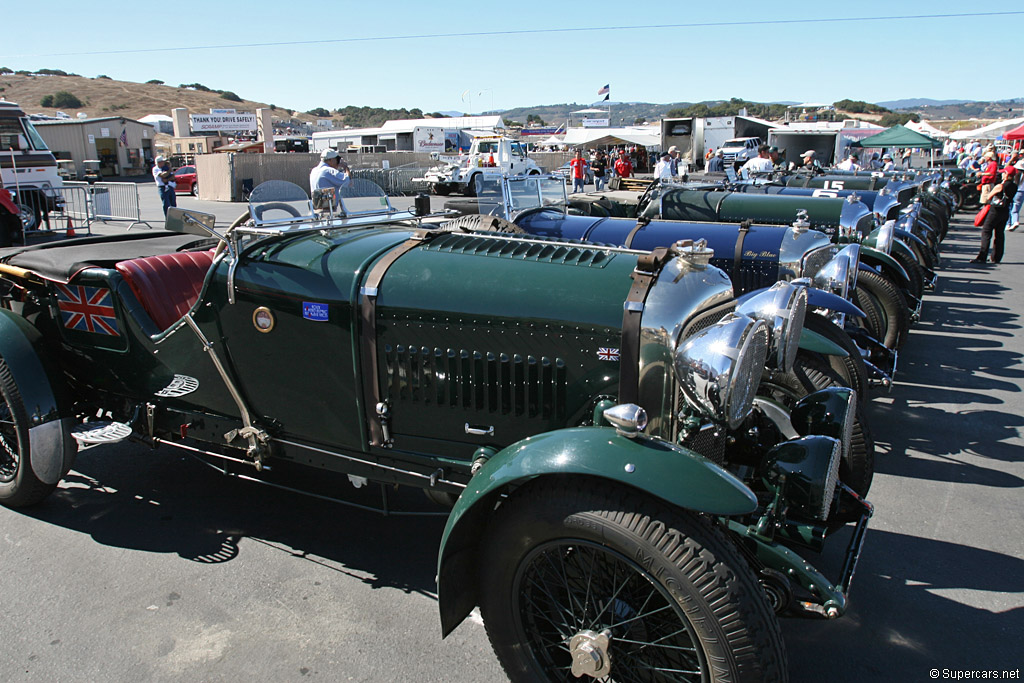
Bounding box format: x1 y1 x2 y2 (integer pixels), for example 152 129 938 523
500 102 696 127
2 72 1018 131
0 73 321 125
878 98 970 109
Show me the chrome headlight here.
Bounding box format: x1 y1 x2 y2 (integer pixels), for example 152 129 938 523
735 282 807 374
813 244 860 299
674 313 769 429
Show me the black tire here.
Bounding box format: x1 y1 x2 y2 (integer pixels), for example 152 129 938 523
463 175 478 197
0 358 60 507
803 314 869 400
760 354 874 497
432 183 452 197
190 180 198 197
480 479 787 683
15 202 38 232
888 247 925 304
853 269 910 350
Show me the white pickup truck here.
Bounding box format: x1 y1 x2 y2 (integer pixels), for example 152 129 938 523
416 136 541 196
719 136 763 164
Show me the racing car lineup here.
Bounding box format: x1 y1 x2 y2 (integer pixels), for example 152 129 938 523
0 163 968 681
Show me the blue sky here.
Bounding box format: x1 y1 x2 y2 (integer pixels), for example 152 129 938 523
2 1 1021 114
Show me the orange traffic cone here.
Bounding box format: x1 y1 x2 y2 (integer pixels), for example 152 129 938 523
66 216 75 237
488 153 495 167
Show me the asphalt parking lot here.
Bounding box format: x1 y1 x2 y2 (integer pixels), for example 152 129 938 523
1 187 1022 681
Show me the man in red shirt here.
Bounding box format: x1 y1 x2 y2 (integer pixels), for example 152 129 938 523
569 149 589 193
614 149 633 178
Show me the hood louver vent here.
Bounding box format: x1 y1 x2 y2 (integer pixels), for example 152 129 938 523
383 344 567 420
425 234 612 268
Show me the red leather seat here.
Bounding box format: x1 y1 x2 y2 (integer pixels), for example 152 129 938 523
115 251 215 332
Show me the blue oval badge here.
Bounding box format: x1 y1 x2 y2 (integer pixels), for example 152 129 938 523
302 302 329 322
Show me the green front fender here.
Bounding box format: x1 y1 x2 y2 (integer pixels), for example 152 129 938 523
0 310 66 425
0 309 76 485
436 426 758 636
860 247 910 290
799 326 848 357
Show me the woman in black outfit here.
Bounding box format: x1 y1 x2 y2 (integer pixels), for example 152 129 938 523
973 166 1019 264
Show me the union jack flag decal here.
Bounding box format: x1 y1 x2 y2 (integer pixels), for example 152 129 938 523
597 347 620 362
55 284 120 336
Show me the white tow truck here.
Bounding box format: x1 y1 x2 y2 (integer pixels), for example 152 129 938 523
415 136 541 196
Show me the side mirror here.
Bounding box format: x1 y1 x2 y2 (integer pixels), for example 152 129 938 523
165 207 224 242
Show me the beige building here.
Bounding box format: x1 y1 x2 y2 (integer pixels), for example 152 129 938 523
34 117 157 178
168 135 228 161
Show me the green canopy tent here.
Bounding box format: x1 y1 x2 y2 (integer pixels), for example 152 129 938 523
850 124 943 168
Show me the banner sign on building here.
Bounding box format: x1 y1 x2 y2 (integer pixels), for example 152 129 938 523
413 127 445 153
190 113 258 132
581 118 610 128
520 126 565 136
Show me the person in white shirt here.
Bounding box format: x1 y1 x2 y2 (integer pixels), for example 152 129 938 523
654 153 674 181
309 149 351 208
881 153 896 172
740 144 774 177
837 154 862 172
152 156 176 216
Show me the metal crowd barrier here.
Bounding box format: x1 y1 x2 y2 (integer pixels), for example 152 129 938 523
9 184 94 238
351 167 433 196
64 181 152 229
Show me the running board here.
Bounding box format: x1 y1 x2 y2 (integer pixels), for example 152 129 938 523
72 421 133 444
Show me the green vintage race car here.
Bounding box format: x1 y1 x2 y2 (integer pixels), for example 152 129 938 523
0 180 871 682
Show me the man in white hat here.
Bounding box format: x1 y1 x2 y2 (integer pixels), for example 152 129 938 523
309 148 351 207
151 155 177 216
799 150 822 173
881 153 896 172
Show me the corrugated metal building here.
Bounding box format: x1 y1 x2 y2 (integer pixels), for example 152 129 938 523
34 117 156 178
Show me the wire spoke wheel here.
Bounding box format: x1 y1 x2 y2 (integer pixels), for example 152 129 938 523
480 481 787 682
0 396 19 483
515 540 706 682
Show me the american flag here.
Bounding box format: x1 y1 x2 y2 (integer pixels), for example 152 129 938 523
55 284 120 336
597 84 610 96
118 128 127 147
597 347 619 361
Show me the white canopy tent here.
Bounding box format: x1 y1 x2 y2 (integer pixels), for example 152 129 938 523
949 117 1024 141
905 120 949 138
561 127 660 148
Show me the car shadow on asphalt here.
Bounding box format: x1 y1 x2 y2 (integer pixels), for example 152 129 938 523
784 528 1024 679
24 444 448 600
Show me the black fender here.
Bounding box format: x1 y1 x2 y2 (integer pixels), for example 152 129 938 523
436 426 757 636
859 247 910 291
0 310 76 484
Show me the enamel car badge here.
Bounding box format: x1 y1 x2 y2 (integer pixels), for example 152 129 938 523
597 347 620 361
302 302 329 322
253 306 275 333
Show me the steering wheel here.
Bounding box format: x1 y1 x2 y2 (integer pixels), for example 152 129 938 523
636 180 661 216
252 202 304 222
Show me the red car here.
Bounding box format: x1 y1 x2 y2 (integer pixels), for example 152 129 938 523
173 166 198 195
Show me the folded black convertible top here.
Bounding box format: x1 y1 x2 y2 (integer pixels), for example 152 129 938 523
0 231 212 283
